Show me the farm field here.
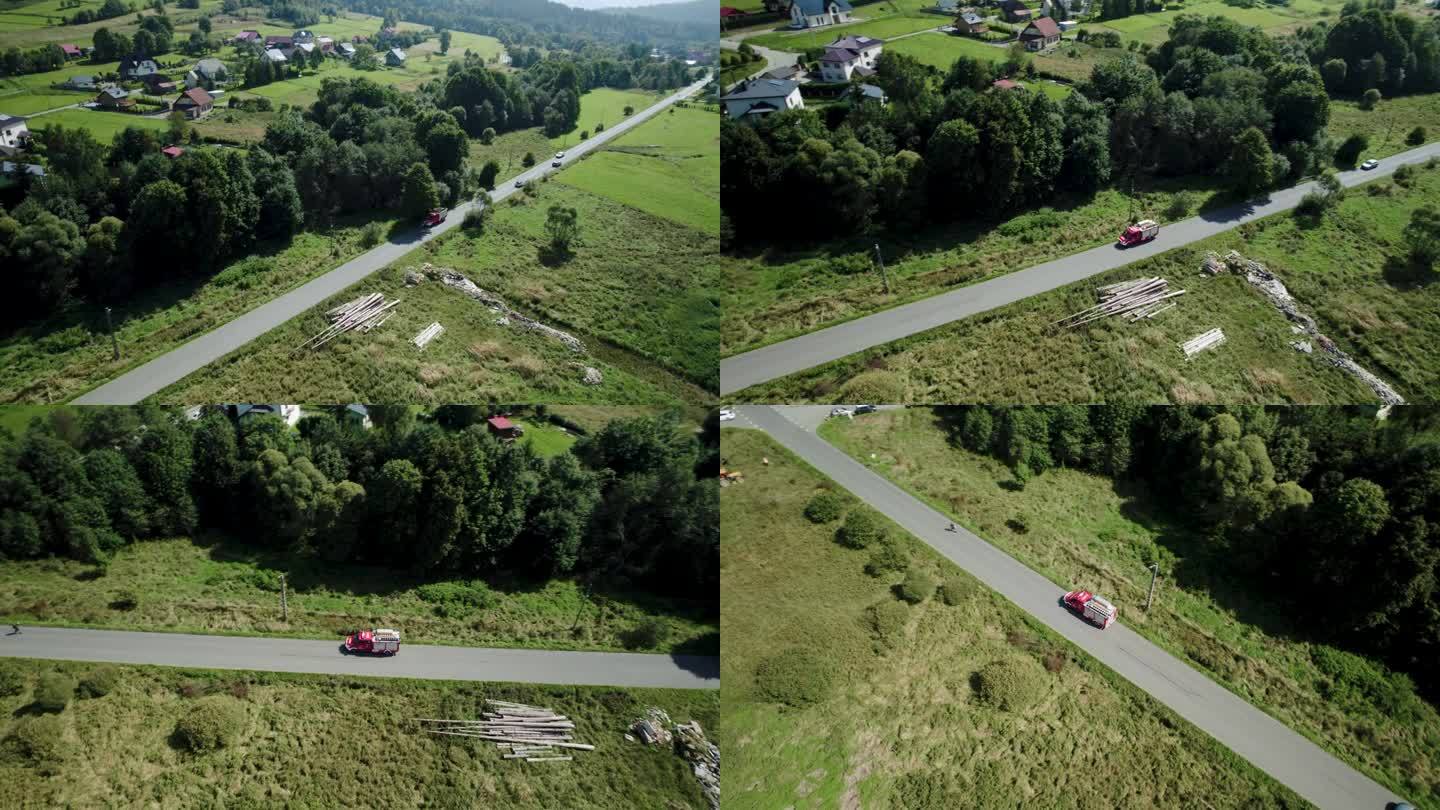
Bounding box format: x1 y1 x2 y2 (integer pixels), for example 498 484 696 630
24 107 170 140
0 534 716 654
158 182 720 405
550 87 662 149
733 163 1440 404
0 658 718 809
0 214 403 405
1077 0 1318 46
1328 93 1440 160
720 428 1305 809
559 105 719 235
1033 40 1131 83
817 409 1440 806
721 175 1228 356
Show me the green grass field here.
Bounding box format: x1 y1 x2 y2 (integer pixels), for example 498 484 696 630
747 14 943 51
1077 0 1321 46
0 214 405 405
158 182 718 404
516 418 579 457
0 658 717 809
817 409 1440 806
732 163 1440 403
721 428 1305 808
1033 41 1131 83
1328 93 1440 160
25 108 170 141
884 31 1006 69
550 87 663 149
722 175 1227 356
559 105 719 235
0 535 715 654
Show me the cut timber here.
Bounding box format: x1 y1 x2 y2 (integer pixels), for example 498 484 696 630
297 294 399 352
412 322 444 349
1181 328 1226 358
1054 277 1184 329
526 757 573 762
419 700 591 764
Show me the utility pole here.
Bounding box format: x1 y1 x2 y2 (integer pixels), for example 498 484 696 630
279 573 288 622
570 580 594 631
873 242 891 296
105 307 119 360
1144 563 1160 611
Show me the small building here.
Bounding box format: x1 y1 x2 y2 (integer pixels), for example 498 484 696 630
95 86 135 110
954 11 989 34
1019 16 1061 50
262 48 288 64
818 34 882 83
118 56 159 80
0 160 45 178
763 64 808 82
173 86 213 119
992 78 1023 91
851 83 888 105
1058 19 1079 31
161 145 185 158
317 36 336 53
234 404 302 426
0 114 30 153
292 29 315 44
999 0 1033 22
59 44 83 60
341 403 372 429
337 42 356 59
486 416 523 441
385 47 407 66
788 0 852 29
60 74 96 90
187 58 229 89
141 73 178 94
934 0 961 11
721 78 804 119
265 35 293 48
233 30 260 43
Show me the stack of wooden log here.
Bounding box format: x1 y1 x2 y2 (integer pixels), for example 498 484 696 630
1181 328 1226 358
296 293 399 352
418 700 594 763
1054 277 1185 329
412 322 443 349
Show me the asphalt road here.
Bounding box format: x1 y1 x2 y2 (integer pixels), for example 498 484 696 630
73 75 711 405
720 36 799 89
0 627 719 689
720 141 1440 395
733 404 1405 810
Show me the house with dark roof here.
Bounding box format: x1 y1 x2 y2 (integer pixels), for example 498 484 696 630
59 44 82 59
1019 16 1061 50
788 0 852 29
264 35 293 48
851 83 888 105
141 73 179 94
385 47 407 66
337 42 357 59
95 86 135 110
173 87 213 119
954 11 989 35
262 48 288 64
118 56 159 80
0 161 45 179
818 34 882 82
763 63 808 83
60 74 96 90
0 114 30 153
721 78 804 119
999 0 1033 22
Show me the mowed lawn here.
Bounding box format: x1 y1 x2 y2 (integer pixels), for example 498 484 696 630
25 107 170 141
0 659 718 809
1078 0 1341 45
734 164 1440 404
550 87 662 149
559 105 719 235
819 409 1440 807
746 8 944 51
885 32 1006 70
720 428 1304 809
515 418 580 457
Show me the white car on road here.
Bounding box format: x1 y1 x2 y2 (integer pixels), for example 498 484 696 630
719 408 736 422
830 407 855 419
1361 159 1379 170
552 151 565 167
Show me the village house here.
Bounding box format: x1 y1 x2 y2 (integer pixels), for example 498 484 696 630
95 86 135 110
763 63 807 83
173 86 213 119
953 11 989 35
851 83 888 105
265 35 293 49
118 56 159 80
721 78 804 119
233 30 260 45
262 48 288 65
1019 16 1062 50
935 0 961 11
317 36 336 54
992 78 1023 91
337 42 357 59
59 44 83 60
0 114 30 153
999 0 1034 22
818 34 882 83
720 6 748 26
788 0 852 29
1 161 45 179
141 73 179 94
486 416 523 442
233 404 303 426
186 58 229 89
341 404 372 429
161 145 185 158
60 74 96 90
292 29 316 44
386 47 407 66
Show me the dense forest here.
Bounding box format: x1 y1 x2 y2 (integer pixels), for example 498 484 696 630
721 8 1440 243
938 405 1440 701
342 0 712 49
0 406 718 603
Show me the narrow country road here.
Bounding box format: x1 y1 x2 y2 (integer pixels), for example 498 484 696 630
720 36 799 88
728 405 1405 810
73 75 711 405
720 140 1440 395
0 627 719 690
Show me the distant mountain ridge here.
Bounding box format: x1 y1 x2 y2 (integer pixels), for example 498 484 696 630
604 0 715 27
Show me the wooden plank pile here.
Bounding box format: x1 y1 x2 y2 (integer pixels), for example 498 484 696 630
1181 328 1226 358
1054 277 1185 329
412 322 443 349
296 293 399 352
418 700 594 763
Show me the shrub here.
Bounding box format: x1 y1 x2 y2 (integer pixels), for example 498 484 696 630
109 590 139 611
1406 126 1426 146
0 663 25 697
179 680 210 698
1163 191 1193 221
865 537 909 577
938 577 971 606
1359 88 1381 110
620 617 671 650
6 715 68 768
973 658 1047 712
897 566 938 604
1295 192 1327 218
77 666 119 699
462 206 491 232
1043 651 1067 673
1334 134 1368 167
804 491 846 523
836 508 885 549
754 648 834 709
32 674 75 713
1392 164 1416 188
1007 516 1029 534
415 580 495 612
174 698 244 753
838 369 904 402
359 221 385 248
865 599 909 647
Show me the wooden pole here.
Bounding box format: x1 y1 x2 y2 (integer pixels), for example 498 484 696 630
280 573 287 621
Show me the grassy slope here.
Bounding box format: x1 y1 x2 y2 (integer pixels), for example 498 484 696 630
0 658 717 809
721 428 1306 809
734 164 1440 404
818 409 1440 806
0 536 716 655
159 182 717 404
559 104 720 235
551 87 663 149
1328 93 1440 160
0 215 406 405
722 175 1226 356
516 418 579 457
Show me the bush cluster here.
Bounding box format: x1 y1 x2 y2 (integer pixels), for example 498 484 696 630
415 580 496 613
32 674 75 713
865 537 909 577
6 715 68 768
77 666 119 699
938 577 971 606
0 663 26 697
174 698 244 753
803 491 846 524
754 648 834 709
620 617 671 650
897 566 938 604
973 658 1048 712
836 508 885 549
865 599 909 648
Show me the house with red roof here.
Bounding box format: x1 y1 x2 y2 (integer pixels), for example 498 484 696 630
59 44 83 59
1019 16 1061 51
172 87 213 119
161 145 185 158
485 416 523 441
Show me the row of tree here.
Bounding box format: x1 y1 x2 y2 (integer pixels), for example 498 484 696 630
341 0 712 50
940 405 1440 700
0 406 718 602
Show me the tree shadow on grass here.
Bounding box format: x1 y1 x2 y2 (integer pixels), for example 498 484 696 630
536 243 574 267
1381 254 1435 288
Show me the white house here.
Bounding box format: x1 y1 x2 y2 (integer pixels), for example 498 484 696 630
789 0 853 29
118 56 159 79
818 35 883 82
186 58 229 89
721 78 804 119
0 114 31 153
341 403 373 429
337 42 357 59
234 404 303 426
262 48 288 64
